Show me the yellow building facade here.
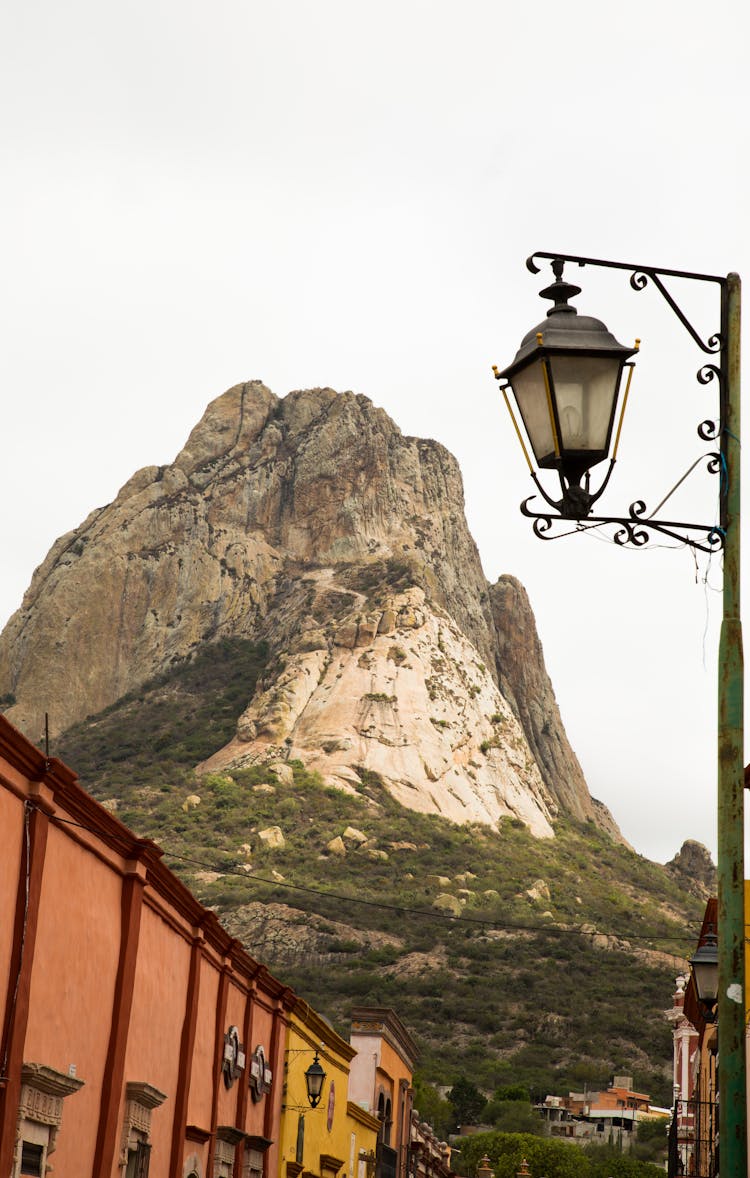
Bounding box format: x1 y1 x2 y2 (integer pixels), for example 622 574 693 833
279 1000 380 1178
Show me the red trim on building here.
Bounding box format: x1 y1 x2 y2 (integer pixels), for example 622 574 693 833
207 959 233 1172
169 932 205 1175
0 798 51 1176
92 859 148 1176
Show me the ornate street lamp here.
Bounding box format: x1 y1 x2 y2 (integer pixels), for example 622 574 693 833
690 927 719 1023
304 1052 326 1108
494 259 638 519
494 251 744 1176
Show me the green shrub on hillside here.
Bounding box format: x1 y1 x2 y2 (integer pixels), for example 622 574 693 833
53 638 702 1108
455 1131 665 1178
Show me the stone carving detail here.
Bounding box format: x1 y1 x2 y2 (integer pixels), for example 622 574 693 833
118 1082 167 1166
17 1063 84 1163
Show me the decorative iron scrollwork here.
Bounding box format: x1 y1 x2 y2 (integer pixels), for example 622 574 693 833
698 364 721 386
521 496 724 554
515 252 729 551
698 419 720 441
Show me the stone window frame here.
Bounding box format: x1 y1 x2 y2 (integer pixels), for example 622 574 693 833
119 1081 167 1171
242 1133 273 1178
182 1153 203 1178
214 1126 245 1178
14 1062 84 1178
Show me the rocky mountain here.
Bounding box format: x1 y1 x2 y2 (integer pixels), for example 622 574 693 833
666 839 718 898
0 380 616 840
1 380 708 1104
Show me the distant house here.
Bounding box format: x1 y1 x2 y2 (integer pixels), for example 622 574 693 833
536 1076 665 1149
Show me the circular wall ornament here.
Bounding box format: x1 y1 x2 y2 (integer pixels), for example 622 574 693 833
222 1026 245 1090
249 1044 273 1102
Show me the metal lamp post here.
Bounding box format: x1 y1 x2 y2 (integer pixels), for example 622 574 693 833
494 252 744 1176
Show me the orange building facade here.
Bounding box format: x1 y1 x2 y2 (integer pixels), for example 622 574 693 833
0 715 296 1177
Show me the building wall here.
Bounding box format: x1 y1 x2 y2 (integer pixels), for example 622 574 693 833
279 1003 379 1178
0 714 296 1178
349 1008 418 1178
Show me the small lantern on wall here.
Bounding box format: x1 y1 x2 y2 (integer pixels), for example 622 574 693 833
690 927 719 1023
304 1052 326 1109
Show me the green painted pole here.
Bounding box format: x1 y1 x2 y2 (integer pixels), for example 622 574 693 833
718 271 745 1176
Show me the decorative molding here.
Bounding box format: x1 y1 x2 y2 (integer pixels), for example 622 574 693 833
118 1081 167 1166
245 1134 274 1152
222 1025 246 1090
17 1063 84 1161
320 1153 346 1175
346 1101 380 1132
185 1125 212 1144
125 1081 167 1111
21 1063 84 1101
214 1135 237 1168
249 1043 273 1102
217 1125 246 1146
349 1007 419 1070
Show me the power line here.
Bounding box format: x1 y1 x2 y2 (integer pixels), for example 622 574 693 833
48 809 702 952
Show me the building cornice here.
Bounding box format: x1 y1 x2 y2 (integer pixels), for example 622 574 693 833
350 1007 419 1070
0 714 298 1005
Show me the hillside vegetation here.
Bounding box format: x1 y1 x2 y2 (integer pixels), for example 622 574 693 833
56 638 701 1106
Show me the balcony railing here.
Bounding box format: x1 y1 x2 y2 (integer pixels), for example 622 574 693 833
668 1098 718 1178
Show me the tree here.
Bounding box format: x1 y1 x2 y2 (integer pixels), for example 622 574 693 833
494 1085 530 1103
411 1075 453 1139
454 1130 666 1178
448 1077 487 1126
482 1101 544 1136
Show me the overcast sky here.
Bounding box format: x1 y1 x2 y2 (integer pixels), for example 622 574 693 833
2 0 748 863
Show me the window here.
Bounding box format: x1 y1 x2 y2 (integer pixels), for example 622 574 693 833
126 1141 152 1178
119 1082 166 1170
214 1126 245 1177
376 1093 393 1146
15 1063 83 1178
20 1142 43 1176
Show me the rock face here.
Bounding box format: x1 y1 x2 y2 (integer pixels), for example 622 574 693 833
0 381 620 840
666 839 717 898
200 583 557 836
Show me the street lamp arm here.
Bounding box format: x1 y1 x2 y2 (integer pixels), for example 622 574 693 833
526 250 726 286
526 250 726 355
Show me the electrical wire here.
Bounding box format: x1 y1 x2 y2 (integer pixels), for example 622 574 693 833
47 808 703 951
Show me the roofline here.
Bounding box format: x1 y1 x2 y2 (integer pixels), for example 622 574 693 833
350 1006 419 1069
291 998 357 1062
0 714 298 1005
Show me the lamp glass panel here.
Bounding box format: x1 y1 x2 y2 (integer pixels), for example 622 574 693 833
693 958 719 1004
305 1059 326 1103
548 354 622 454
510 360 557 465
